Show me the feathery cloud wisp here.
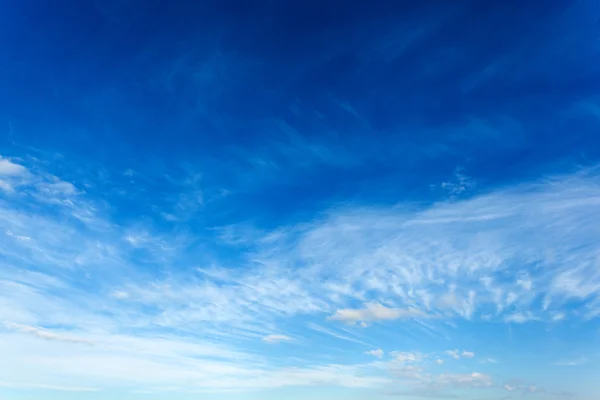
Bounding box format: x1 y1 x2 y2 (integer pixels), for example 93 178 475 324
262 334 293 344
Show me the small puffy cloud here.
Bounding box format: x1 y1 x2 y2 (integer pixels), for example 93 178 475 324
391 352 423 364
365 349 384 358
445 349 474 360
329 303 425 324
435 359 444 365
445 349 460 359
262 334 293 344
484 358 498 364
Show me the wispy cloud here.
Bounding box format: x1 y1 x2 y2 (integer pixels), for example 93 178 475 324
1 153 599 395
262 334 293 344
439 168 475 198
435 372 493 388
3 0 600 396
553 358 587 367
504 383 538 394
4 323 93 345
306 322 373 347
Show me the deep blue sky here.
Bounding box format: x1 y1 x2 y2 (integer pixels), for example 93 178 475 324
3 1 600 214
1 1 600 399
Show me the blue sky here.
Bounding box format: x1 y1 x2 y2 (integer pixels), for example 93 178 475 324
1 0 600 399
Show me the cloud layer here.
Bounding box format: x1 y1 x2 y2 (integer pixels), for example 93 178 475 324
0 154 598 398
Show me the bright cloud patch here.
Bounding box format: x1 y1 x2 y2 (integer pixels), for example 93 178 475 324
365 349 384 358
0 157 27 176
329 303 425 324
462 351 475 359
262 334 293 344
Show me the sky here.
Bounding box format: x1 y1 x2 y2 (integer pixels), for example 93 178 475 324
1 0 600 399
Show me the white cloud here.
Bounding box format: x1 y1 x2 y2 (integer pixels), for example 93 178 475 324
435 359 444 365
0 327 389 391
435 372 492 388
391 352 423 364
552 312 566 322
262 334 293 344
329 303 425 324
517 273 533 291
365 349 384 358
443 350 473 360
445 349 460 359
4 323 93 345
36 180 78 197
462 351 475 358
503 383 538 394
0 157 27 176
111 291 130 299
0 179 14 192
306 323 373 347
0 156 29 193
1 153 599 394
440 168 474 198
504 312 535 324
